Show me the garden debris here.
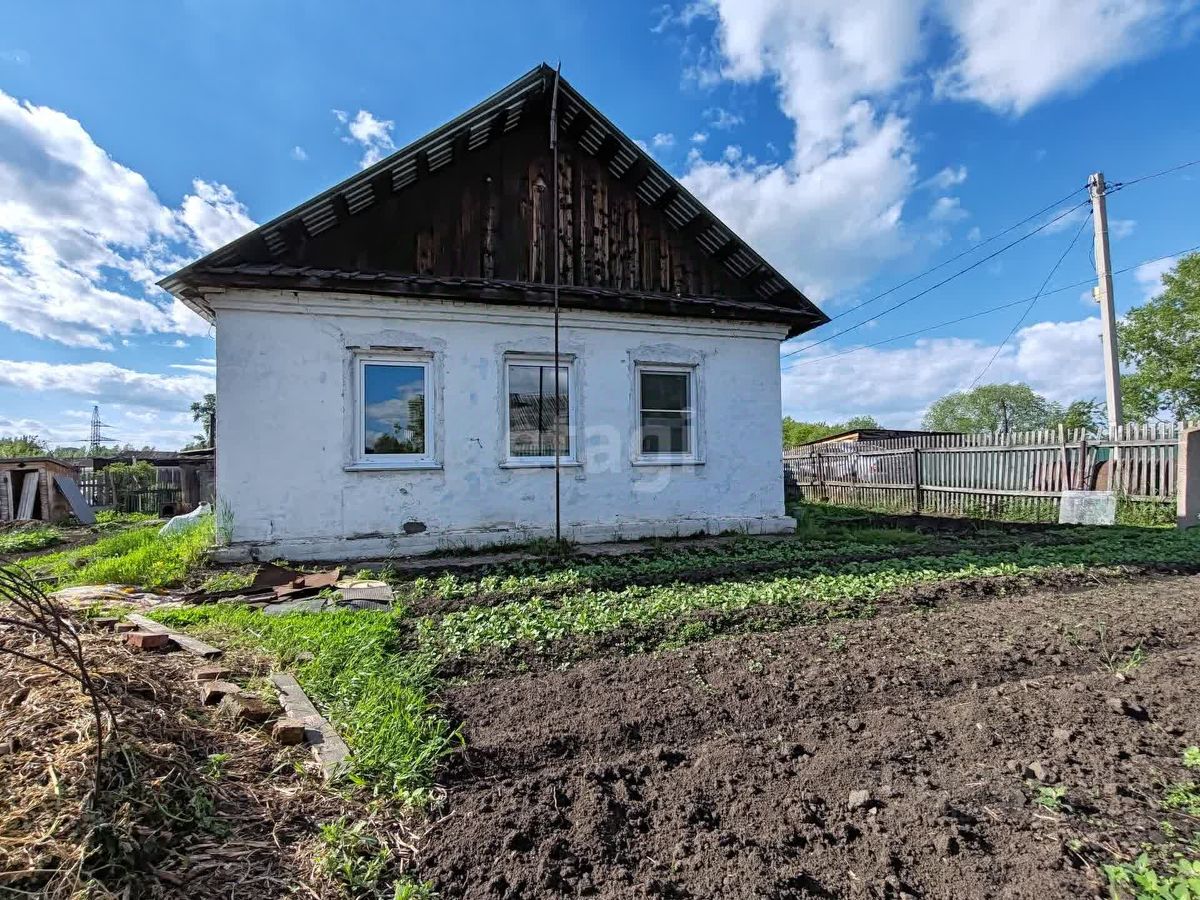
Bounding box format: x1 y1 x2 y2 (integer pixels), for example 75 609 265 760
1 611 418 899
335 578 394 610
50 583 165 610
271 673 351 779
126 613 223 659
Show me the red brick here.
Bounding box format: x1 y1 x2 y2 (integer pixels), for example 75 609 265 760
193 665 231 682
200 680 241 705
126 631 173 651
231 695 275 724
271 718 307 745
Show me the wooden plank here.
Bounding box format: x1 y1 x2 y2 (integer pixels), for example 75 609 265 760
126 614 223 660
271 673 352 779
0 471 11 522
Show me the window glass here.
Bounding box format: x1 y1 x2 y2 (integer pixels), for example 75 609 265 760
640 370 691 455
508 363 569 458
363 363 426 455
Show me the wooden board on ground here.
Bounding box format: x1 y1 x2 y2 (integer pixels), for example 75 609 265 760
125 614 223 660
271 673 351 779
16 472 38 520
53 474 96 525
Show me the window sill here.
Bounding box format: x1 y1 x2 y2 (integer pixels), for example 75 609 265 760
632 456 704 467
344 460 442 473
500 459 583 469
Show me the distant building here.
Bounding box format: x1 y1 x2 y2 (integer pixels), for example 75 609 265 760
794 428 961 449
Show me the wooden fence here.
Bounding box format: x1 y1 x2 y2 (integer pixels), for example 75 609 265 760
784 422 1196 518
79 466 183 515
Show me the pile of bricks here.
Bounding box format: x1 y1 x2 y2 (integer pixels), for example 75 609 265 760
90 616 307 748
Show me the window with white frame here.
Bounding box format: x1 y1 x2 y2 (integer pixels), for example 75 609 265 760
637 365 697 459
505 357 573 463
356 355 433 465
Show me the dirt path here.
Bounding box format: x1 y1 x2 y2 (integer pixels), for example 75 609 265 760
419 575 1200 899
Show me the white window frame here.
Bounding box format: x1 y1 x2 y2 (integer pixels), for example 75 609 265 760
503 354 578 468
352 353 437 470
635 363 700 464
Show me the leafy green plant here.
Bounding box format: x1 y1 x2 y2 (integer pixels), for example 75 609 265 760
1104 853 1200 899
1032 785 1068 812
392 881 437 900
316 818 392 896
1163 781 1200 817
0 525 61 554
1183 747 1200 770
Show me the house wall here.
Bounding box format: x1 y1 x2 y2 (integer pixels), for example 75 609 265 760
211 290 794 560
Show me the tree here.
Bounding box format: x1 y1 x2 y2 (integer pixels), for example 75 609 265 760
0 434 48 457
922 384 1059 434
1058 398 1103 433
1117 252 1200 422
782 415 880 448
187 393 216 448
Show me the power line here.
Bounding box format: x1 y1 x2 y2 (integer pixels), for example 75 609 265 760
967 208 1093 388
782 241 1200 372
780 198 1092 360
813 184 1088 327
1109 156 1200 193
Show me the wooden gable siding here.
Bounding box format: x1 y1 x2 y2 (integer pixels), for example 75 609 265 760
248 118 745 300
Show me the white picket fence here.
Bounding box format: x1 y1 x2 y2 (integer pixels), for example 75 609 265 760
784 421 1197 518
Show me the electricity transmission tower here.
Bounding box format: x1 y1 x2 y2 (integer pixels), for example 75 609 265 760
88 405 117 454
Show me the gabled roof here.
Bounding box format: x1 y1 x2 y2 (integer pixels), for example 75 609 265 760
162 64 828 336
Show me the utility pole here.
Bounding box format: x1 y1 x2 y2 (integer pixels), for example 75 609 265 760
1088 172 1123 432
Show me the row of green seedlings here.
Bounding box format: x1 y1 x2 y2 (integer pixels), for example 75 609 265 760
411 526 1200 662
388 524 1138 607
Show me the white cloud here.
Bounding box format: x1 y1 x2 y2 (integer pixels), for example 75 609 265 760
934 0 1190 114
782 316 1107 426
673 0 1193 307
703 106 744 129
1134 255 1176 299
922 164 968 190
178 179 256 252
652 131 677 149
929 195 968 222
0 359 213 412
1109 218 1136 239
333 108 396 168
690 130 709 144
0 89 253 348
966 225 982 243
291 145 308 161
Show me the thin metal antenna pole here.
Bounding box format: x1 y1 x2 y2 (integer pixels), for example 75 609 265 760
550 63 562 544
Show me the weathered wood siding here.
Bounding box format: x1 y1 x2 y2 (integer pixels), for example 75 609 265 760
253 119 744 299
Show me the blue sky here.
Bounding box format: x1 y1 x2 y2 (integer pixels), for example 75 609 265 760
2 0 1199 445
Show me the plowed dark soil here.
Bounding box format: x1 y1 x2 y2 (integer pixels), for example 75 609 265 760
419 574 1200 899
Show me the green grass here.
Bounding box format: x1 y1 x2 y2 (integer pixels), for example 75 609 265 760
0 525 62 555
94 509 159 526
149 604 458 799
21 518 214 589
